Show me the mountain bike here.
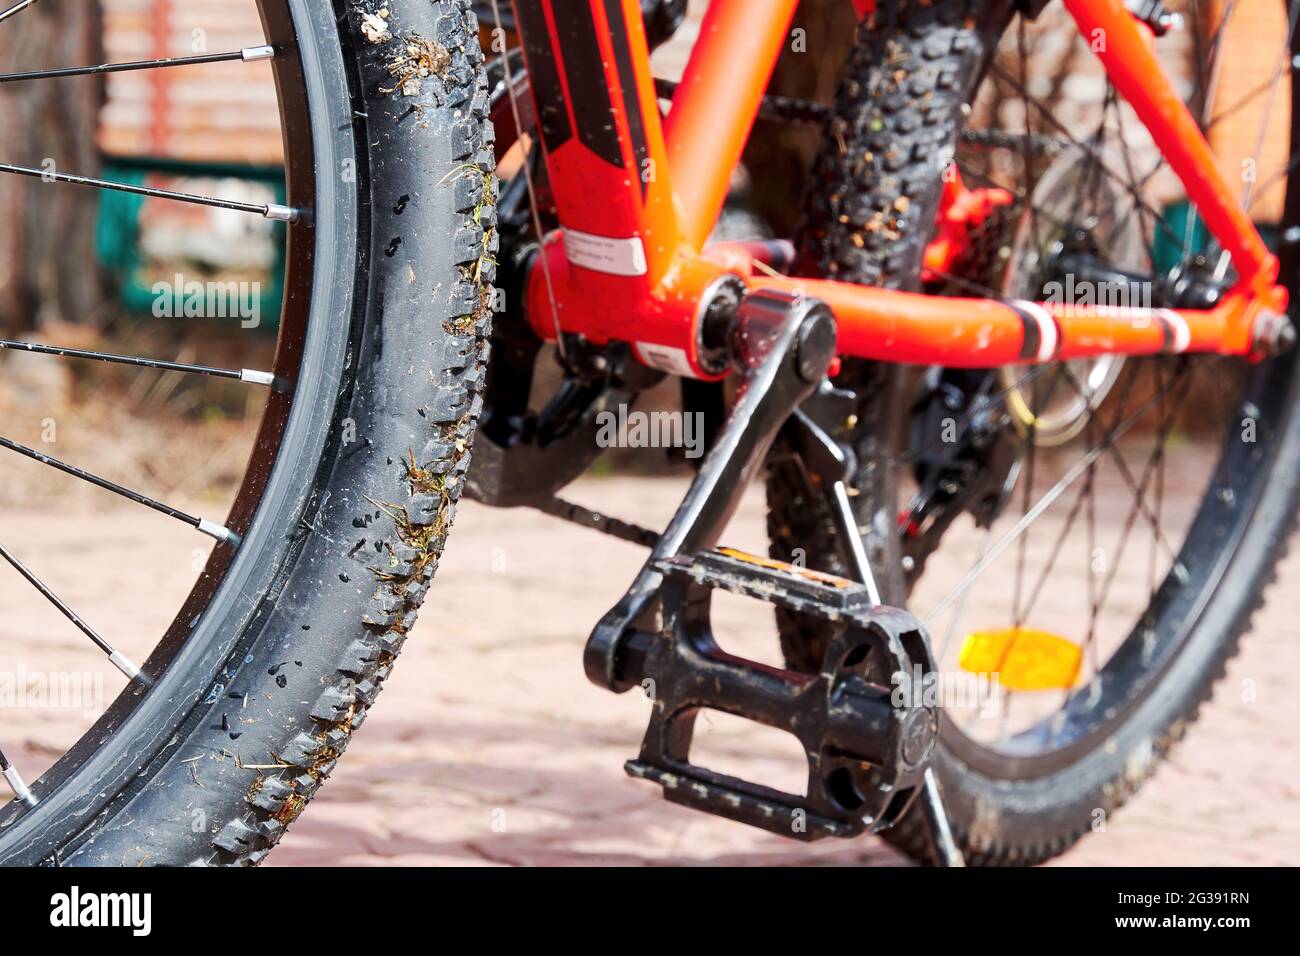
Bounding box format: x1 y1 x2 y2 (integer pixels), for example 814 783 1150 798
0 0 1295 866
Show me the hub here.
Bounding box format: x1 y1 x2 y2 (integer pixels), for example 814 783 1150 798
999 145 1148 447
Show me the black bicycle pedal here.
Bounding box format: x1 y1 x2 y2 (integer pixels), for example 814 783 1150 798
622 557 939 840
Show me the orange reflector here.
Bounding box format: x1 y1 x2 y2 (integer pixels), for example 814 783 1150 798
958 627 1083 692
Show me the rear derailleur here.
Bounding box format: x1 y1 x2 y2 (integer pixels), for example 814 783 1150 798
902 367 1020 585
580 290 964 863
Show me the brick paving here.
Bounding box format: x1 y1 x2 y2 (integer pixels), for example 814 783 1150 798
1 476 1296 866
268 477 1300 866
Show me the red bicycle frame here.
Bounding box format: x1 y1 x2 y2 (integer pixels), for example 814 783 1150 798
510 0 1290 380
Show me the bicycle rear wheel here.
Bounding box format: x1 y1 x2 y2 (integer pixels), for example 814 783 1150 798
770 0 1300 864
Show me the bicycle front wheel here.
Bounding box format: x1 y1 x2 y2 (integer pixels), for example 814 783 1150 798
0 0 493 866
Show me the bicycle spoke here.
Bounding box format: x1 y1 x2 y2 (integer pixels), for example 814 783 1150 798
0 0 40 26
989 63 1183 250
1150 360 1168 598
936 521 998 663
0 746 38 808
0 541 144 682
1104 423 1183 573
1207 63 1293 135
923 364 1191 626
1104 84 1160 260
1010 372 1044 629
1015 17 1045 266
1250 149 1300 215
1084 402 1100 676
0 162 298 222
0 339 274 386
0 437 239 544
1042 405 1106 749
1240 2 1300 211
0 46 275 85
1203 0 1242 91
1013 457 1094 628
1057 365 1185 569
1083 367 1195 621
1004 364 1086 625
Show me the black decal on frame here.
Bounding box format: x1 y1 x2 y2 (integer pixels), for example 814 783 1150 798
605 0 650 195
550 1 625 168
514 0 573 153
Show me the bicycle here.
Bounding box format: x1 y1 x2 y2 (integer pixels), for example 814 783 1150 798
0 0 1295 866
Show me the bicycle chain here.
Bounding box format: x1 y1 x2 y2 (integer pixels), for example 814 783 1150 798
959 127 1068 156
534 495 662 548
653 77 830 125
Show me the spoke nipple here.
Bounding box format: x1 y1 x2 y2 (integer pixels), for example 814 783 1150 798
108 650 145 684
240 368 276 387
2 764 38 808
265 203 299 223
242 45 277 62
198 518 240 546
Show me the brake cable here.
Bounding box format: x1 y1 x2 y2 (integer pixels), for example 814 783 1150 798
485 0 569 364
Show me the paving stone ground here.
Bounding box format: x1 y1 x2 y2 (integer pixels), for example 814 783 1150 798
1 476 1296 866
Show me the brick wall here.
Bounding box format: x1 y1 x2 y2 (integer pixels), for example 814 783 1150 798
94 0 1290 220
98 0 282 165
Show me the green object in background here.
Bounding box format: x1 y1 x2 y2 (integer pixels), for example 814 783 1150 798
1153 199 1281 275
1151 199 1209 275
94 155 287 328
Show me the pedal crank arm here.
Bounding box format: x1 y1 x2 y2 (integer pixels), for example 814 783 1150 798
584 290 836 692
656 290 838 560
583 289 948 844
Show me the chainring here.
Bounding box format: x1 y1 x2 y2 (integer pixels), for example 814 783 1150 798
466 53 651 507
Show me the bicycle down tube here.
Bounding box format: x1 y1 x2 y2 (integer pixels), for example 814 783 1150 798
511 0 1292 376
